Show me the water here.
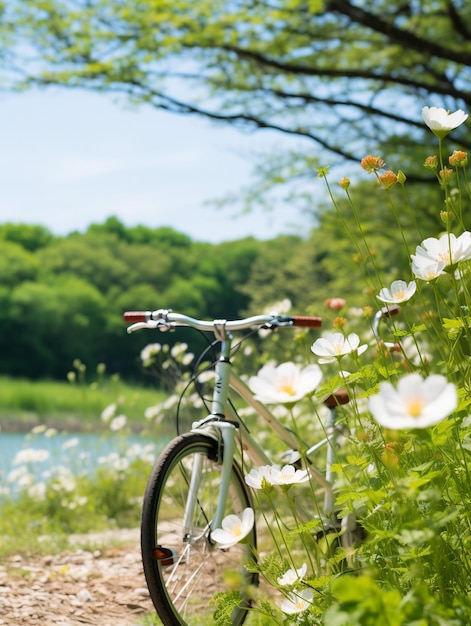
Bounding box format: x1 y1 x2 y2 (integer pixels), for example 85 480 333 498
0 429 170 480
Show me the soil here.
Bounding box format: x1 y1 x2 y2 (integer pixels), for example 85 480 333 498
0 529 156 626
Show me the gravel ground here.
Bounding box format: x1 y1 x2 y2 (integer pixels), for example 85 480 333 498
0 529 156 626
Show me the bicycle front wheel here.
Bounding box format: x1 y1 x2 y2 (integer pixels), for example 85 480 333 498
141 432 257 626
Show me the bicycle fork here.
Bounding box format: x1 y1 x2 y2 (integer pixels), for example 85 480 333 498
182 421 237 539
183 330 238 539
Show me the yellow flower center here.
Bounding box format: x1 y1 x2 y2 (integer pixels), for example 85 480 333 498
406 399 425 418
278 383 297 396
231 523 243 537
394 290 406 300
437 251 451 264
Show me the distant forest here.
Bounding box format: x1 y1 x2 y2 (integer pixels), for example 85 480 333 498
0 217 322 381
0 184 440 382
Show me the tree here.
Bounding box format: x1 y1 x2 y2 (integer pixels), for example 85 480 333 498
4 277 108 378
0 240 39 287
0 223 54 252
7 0 471 178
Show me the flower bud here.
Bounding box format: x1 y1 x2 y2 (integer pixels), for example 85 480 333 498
440 210 455 226
378 170 398 189
339 177 350 190
324 297 346 311
423 155 438 170
397 170 407 184
360 155 385 173
333 316 347 330
449 150 468 167
439 167 454 185
317 166 330 178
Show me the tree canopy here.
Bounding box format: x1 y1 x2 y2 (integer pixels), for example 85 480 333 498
5 0 471 175
0 177 442 381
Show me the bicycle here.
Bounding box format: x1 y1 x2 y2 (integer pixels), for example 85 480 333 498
124 306 398 626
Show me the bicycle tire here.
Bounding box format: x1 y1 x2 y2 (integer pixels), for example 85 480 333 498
141 432 257 626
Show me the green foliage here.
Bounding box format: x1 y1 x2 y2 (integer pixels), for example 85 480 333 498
0 453 152 555
6 0 471 178
0 218 275 380
0 240 39 287
0 222 54 251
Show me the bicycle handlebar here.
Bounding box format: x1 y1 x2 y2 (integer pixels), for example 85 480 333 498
123 309 322 334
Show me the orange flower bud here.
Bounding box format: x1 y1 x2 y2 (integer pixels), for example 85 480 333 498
339 177 350 190
333 316 347 330
360 155 385 173
439 167 454 185
449 150 468 167
423 155 438 170
378 170 398 189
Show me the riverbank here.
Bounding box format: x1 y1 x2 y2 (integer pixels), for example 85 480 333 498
0 412 147 434
0 375 165 432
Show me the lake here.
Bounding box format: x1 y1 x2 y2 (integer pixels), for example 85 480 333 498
0 429 170 482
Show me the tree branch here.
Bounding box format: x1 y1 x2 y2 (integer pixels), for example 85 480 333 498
218 44 471 104
327 0 471 65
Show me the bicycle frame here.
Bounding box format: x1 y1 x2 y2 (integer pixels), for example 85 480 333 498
126 305 398 541
184 328 338 534
130 305 398 625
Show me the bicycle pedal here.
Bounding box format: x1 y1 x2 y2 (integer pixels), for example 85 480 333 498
153 545 177 567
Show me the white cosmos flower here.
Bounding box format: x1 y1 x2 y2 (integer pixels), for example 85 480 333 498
277 563 307 586
28 482 47 501
265 298 292 314
368 373 457 429
411 259 446 282
211 508 254 548
101 402 117 423
245 464 309 489
411 233 471 280
280 588 313 615
311 332 367 364
110 414 127 431
13 448 50 464
140 343 161 364
270 465 309 485
422 106 468 138
62 437 79 450
244 465 275 490
377 280 416 304
248 362 322 404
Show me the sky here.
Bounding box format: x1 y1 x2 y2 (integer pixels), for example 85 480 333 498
0 88 313 243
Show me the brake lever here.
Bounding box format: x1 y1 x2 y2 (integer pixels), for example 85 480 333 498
127 320 174 334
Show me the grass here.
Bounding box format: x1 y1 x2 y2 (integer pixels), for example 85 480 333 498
0 375 166 429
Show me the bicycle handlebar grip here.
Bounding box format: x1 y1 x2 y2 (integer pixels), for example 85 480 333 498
291 316 322 328
123 311 150 323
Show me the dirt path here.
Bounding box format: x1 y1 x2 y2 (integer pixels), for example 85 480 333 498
0 529 156 626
